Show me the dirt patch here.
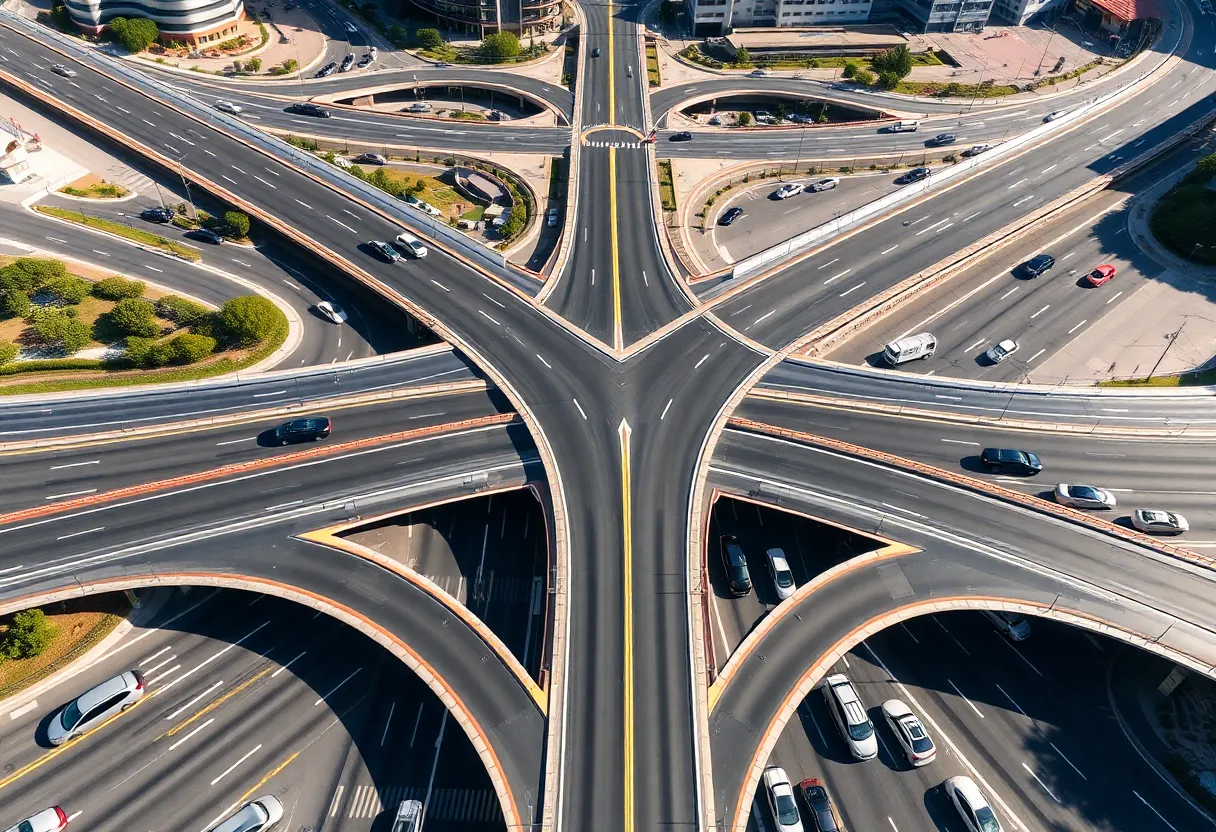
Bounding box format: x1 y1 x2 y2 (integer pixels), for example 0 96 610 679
0 594 131 699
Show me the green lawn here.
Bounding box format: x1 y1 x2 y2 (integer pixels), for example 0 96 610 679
35 206 201 261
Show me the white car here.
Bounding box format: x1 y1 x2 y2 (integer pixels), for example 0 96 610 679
47 670 144 745
822 673 877 760
215 99 243 115
881 699 936 766
395 232 429 258
344 21 358 33
808 177 840 192
761 766 804 832
765 547 796 601
982 610 1031 642
1044 109 1068 122
1132 509 1188 535
332 155 353 170
5 807 68 832
773 183 804 200
750 68 771 77
316 301 347 324
50 64 77 78
945 775 1004 832
985 339 1018 363
206 795 283 832
1053 484 1116 509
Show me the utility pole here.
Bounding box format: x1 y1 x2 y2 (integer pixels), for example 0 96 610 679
1148 320 1186 380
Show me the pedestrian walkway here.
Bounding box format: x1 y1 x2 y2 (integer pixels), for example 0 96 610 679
329 784 502 823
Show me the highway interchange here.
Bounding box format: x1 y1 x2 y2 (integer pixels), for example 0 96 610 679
0 0 1215 829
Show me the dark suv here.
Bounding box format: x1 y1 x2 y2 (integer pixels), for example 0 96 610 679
288 102 331 118
1021 253 1055 278
141 206 174 223
274 416 332 445
980 447 1043 475
719 535 753 597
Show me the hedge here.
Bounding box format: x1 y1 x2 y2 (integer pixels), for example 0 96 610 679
92 276 147 301
41 276 92 305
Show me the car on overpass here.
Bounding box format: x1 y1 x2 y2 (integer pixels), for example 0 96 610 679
1086 264 1117 286
897 167 930 185
945 775 1004 832
979 448 1042 475
1020 253 1055 278
214 99 243 115
719 206 745 226
287 102 332 118
772 183 804 200
274 416 332 445
962 143 993 157
761 766 804 831
50 64 77 78
1132 509 1189 535
798 779 843 832
1054 484 1116 509
369 239 405 262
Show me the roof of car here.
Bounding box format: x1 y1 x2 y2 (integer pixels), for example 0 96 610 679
946 775 989 808
77 671 134 712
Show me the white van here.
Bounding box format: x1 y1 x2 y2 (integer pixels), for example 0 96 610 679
883 332 936 365
890 119 920 133
395 231 428 258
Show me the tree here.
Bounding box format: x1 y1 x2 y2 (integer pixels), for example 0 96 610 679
0 258 66 294
0 291 30 320
42 276 92 305
871 44 913 80
0 341 17 365
92 276 146 301
155 295 209 326
734 46 750 66
842 60 859 79
1197 152 1216 177
876 70 901 90
416 28 444 50
108 17 160 54
32 312 91 354
0 609 55 661
737 110 753 127
166 333 216 364
216 295 286 347
387 24 410 49
245 57 262 72
223 210 251 239
853 68 875 86
775 103 789 121
481 31 521 60
122 335 156 367
106 298 160 338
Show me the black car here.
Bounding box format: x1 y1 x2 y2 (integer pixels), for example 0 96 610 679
980 447 1043 475
1021 253 1055 278
718 206 744 226
719 535 752 597
340 54 355 72
314 62 337 78
274 416 332 445
189 227 223 244
799 779 843 832
369 239 403 262
592 47 601 57
353 152 387 165
357 53 373 67
140 206 174 223
670 131 693 142
926 132 956 147
288 102 331 118
898 167 930 184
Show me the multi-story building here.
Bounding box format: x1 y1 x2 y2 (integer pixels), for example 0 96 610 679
989 0 1064 24
66 0 246 44
693 0 872 33
886 0 993 31
404 0 561 36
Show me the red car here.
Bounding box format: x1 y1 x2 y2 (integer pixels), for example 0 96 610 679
1086 264 1116 286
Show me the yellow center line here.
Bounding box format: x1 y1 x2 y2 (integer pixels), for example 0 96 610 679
237 750 300 805
609 146 623 351
619 418 634 832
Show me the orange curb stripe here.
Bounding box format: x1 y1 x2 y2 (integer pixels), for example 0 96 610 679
0 414 518 527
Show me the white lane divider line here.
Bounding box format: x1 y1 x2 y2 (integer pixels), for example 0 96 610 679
1028 348 1046 363
1022 763 1061 803
211 743 262 786
164 680 224 720
55 526 104 541
1134 791 1179 832
1067 320 1087 335
271 650 306 679
168 717 213 751
572 398 587 420
314 667 362 706
823 268 851 285
1030 304 1050 319
839 281 867 297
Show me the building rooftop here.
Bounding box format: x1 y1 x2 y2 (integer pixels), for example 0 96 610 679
725 25 910 52
1086 0 1159 21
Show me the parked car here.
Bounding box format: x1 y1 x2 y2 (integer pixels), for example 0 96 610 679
50 64 77 78
1086 264 1116 286
1020 253 1055 277
765 547 796 601
357 52 373 68
983 610 1032 641
962 143 993 157
979 447 1042 475
189 227 224 244
391 800 423 832
898 167 930 185
369 239 404 262
488 109 511 121
718 206 744 226
316 301 347 324
274 416 332 445
352 152 387 165
808 177 839 192
314 62 337 78
708 114 723 125
719 534 752 597
1131 509 1189 535
798 779 844 832
1054 483 1116 509
287 102 331 118
882 699 936 766
772 183 804 200
754 110 776 123
547 207 560 228
48 670 144 745
408 102 433 113
945 775 1004 832
761 766 804 832
670 131 693 142
985 339 1018 364
205 795 283 832
823 674 877 760
5 807 68 832
141 206 174 223
926 132 956 147
339 54 355 72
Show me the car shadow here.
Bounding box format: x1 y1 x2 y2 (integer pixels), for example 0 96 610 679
256 427 288 447
868 706 905 773
795 694 856 765
923 784 962 831
958 455 991 474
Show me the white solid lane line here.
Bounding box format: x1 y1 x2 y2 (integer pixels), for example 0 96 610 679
49 460 100 470
46 488 96 500
271 650 306 679
211 743 263 786
168 717 214 751
314 667 362 706
948 678 984 717
941 438 980 446
1134 791 1180 832
215 437 256 446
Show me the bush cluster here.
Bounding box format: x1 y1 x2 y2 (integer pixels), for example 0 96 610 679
41 276 92 305
155 295 209 325
124 332 216 368
0 609 55 661
92 276 147 301
108 17 160 54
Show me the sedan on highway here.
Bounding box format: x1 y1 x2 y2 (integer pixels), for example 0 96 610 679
670 131 693 142
6 807 68 832
979 447 1042 475
808 177 839 192
1132 509 1189 535
287 102 331 118
718 206 745 226
897 167 930 185
798 779 844 832
206 795 283 832
1021 253 1055 277
983 609 1032 641
316 301 347 324
50 64 77 78
984 339 1018 364
214 99 243 115
882 699 936 766
353 152 387 165
946 775 1004 832
48 670 144 745
1044 109 1068 122
369 239 404 262
274 416 332 444
772 183 804 200
761 766 804 831
1086 264 1117 286
926 132 956 147
1054 483 1116 509
765 547 796 600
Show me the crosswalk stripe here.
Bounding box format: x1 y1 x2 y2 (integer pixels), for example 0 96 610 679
328 785 344 818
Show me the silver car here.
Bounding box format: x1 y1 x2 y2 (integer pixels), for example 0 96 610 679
985 339 1018 364
215 99 243 115
47 670 144 745
1054 484 1116 509
982 610 1031 642
392 799 423 832
765 547 796 601
1132 509 1188 535
206 795 283 832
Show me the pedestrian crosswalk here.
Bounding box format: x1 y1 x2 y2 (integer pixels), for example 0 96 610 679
330 784 502 823
581 139 645 149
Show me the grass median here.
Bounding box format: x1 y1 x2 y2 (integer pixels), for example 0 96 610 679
35 206 202 262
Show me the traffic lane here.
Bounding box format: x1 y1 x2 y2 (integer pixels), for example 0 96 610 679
611 6 646 131
0 387 503 514
756 358 1216 427
735 395 1216 536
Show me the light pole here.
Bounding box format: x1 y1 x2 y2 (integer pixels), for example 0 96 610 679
1036 25 1057 76
792 122 807 177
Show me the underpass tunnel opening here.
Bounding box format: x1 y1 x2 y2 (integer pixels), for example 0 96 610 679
705 493 887 672
335 483 552 685
676 95 882 128
747 610 1216 832
0 587 507 832
335 87 547 122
